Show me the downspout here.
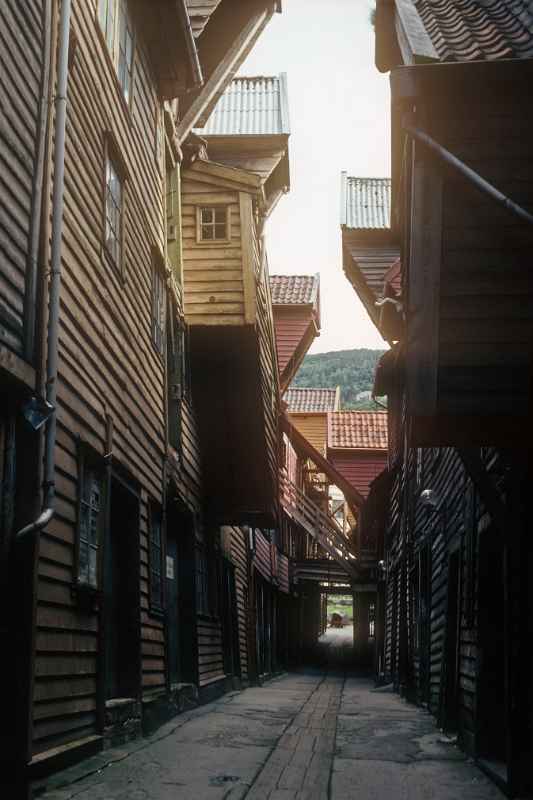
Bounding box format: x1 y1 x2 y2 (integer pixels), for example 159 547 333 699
23 0 53 361
17 0 72 541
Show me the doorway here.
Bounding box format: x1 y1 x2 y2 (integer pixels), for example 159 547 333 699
477 525 507 770
442 549 460 732
166 504 197 686
104 477 141 700
221 558 241 680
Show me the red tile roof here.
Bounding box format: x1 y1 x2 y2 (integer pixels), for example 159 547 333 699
270 274 319 306
285 387 339 414
328 411 388 450
415 0 533 63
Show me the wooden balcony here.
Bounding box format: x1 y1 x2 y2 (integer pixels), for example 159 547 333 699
280 470 358 580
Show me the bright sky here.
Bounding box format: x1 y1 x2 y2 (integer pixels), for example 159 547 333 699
240 0 390 353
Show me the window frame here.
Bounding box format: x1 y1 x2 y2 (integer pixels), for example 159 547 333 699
148 503 164 614
196 205 231 245
102 137 128 279
152 259 167 356
96 0 135 107
74 443 107 592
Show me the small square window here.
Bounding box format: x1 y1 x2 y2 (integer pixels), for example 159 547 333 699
198 206 229 243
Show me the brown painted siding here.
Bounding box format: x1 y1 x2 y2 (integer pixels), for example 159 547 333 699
1 0 46 355
228 526 250 681
253 529 272 582
33 1 167 757
197 617 224 688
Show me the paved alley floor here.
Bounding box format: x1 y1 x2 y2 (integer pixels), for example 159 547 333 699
38 671 506 800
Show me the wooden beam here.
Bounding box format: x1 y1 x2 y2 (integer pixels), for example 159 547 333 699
239 192 257 326
281 414 365 511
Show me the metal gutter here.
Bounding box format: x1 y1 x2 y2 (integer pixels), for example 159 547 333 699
17 0 72 541
404 123 533 227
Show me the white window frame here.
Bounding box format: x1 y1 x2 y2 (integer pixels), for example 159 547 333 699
196 206 231 245
97 0 134 104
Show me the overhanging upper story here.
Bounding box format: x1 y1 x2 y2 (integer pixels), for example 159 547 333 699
340 175 401 343
327 411 388 500
373 0 533 447
196 74 291 217
270 275 321 392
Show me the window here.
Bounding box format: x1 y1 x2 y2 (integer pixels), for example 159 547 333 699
369 603 376 639
196 547 209 615
167 312 188 450
98 0 134 103
197 207 229 242
149 506 163 611
152 264 166 355
104 154 124 272
155 106 165 173
77 457 105 589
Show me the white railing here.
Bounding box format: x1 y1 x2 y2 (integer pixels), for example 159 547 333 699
280 470 358 579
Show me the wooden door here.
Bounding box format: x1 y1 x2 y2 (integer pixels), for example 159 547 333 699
166 532 179 686
477 526 506 765
104 477 140 699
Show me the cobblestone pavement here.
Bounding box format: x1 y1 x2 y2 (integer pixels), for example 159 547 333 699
37 635 506 800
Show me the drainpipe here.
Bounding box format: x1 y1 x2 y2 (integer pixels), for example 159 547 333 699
17 0 72 541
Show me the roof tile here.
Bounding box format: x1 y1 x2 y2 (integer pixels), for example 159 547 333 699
199 75 290 136
328 411 388 450
270 274 319 306
414 0 533 63
341 175 391 230
285 388 339 414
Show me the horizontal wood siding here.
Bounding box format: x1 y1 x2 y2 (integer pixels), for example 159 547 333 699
278 553 290 594
181 174 244 325
197 617 224 687
289 414 327 456
0 0 45 355
432 98 533 418
253 530 272 582
273 308 313 377
34 1 167 757
229 526 250 681
329 450 387 499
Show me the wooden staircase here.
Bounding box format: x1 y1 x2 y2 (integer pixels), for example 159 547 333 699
280 470 358 580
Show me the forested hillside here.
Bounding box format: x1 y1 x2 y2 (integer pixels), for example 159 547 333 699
290 348 386 409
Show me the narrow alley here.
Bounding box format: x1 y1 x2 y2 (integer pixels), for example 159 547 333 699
38 656 505 800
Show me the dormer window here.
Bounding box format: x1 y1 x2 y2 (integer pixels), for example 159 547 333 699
197 206 229 243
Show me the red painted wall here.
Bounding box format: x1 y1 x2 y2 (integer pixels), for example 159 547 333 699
328 449 387 498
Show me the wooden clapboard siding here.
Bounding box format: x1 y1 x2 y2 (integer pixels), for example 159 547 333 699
228 526 250 681
0 0 46 356
197 617 224 687
278 553 290 595
33 1 167 758
181 173 245 325
253 529 272 582
329 449 387 499
289 414 327 456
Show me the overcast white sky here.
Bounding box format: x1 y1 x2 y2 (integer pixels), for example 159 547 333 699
240 0 390 353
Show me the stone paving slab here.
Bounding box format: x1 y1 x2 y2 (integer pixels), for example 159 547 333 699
37 667 508 800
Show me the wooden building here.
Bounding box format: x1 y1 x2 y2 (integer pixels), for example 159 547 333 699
285 386 338 455
0 1 283 792
270 274 321 393
339 3 533 796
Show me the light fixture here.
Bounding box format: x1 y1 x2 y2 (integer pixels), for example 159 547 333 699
420 489 440 510
22 396 55 431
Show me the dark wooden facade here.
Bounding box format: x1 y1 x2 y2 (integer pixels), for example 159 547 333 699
1 0 287 792
348 4 533 797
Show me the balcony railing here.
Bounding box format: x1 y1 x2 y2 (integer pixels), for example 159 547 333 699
280 470 358 580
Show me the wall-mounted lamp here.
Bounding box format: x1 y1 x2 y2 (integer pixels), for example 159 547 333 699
420 488 440 510
244 525 256 553
22 396 55 431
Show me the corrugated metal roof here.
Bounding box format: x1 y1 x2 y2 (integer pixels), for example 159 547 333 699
328 411 388 450
200 74 290 136
285 388 339 414
270 274 318 305
414 0 533 63
340 174 391 230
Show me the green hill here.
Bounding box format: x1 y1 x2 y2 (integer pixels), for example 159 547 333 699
290 348 386 410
